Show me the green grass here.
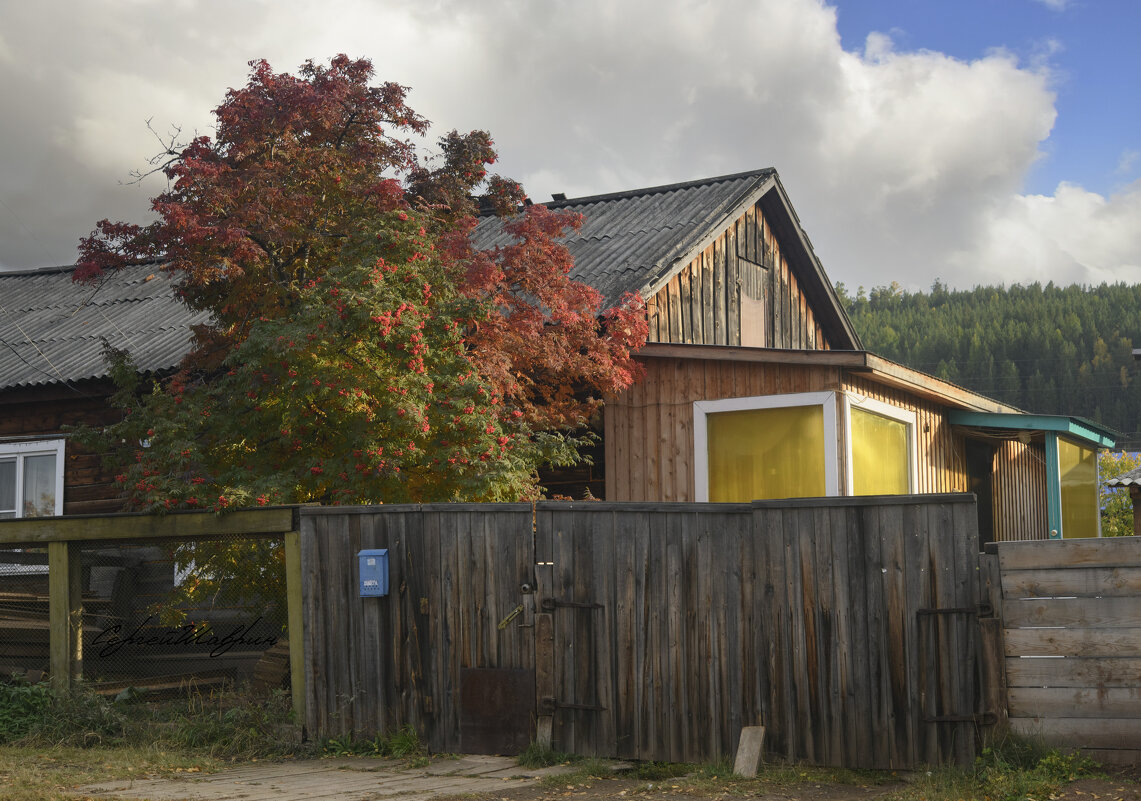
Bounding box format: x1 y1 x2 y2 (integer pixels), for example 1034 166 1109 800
0 745 227 801
535 757 613 789
883 739 1101 801
516 740 580 769
319 724 428 763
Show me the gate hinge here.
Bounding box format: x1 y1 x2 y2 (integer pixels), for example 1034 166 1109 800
541 598 604 612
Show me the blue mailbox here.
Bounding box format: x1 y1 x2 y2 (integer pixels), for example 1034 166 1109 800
358 549 389 597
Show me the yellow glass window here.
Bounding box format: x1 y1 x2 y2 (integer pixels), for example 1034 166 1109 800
706 405 825 501
1059 440 1098 538
850 407 910 495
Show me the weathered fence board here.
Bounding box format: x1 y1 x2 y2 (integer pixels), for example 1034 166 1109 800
1003 627 1141 658
1008 687 1141 719
1001 567 1141 597
1003 596 1141 628
1005 656 1141 687
998 537 1141 569
997 536 1141 765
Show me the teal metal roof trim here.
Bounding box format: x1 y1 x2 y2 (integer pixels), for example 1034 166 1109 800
947 410 1118 449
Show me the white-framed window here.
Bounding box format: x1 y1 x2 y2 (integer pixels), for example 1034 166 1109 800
842 395 918 496
694 392 918 503
0 439 65 519
694 392 840 502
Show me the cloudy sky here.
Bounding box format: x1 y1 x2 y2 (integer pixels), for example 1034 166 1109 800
1 0 1138 291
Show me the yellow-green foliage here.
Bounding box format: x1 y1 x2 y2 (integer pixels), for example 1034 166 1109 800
1100 450 1141 536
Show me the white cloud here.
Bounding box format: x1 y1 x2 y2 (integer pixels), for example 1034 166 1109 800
1118 150 1140 176
1031 0 1071 10
0 0 1137 291
951 182 1141 287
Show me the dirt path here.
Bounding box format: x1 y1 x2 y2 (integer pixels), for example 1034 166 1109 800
79 754 579 801
77 755 1141 801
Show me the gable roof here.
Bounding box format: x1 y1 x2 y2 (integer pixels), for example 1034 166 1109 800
0 265 207 392
472 168 861 350
1 168 860 393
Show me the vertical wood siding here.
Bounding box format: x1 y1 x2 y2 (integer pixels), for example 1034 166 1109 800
645 203 830 351
992 441 1049 541
301 497 981 769
604 357 845 502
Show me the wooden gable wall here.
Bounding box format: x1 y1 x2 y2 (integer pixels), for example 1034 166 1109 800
645 202 830 351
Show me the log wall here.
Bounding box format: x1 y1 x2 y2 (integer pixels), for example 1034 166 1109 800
0 381 124 516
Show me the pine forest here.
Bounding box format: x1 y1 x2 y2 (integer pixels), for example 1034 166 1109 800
837 281 1141 450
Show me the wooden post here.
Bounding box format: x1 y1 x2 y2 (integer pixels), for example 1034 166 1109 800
284 529 306 728
976 547 1008 734
48 541 82 690
535 612 555 749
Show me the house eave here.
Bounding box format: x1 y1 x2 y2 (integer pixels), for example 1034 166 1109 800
947 410 1118 450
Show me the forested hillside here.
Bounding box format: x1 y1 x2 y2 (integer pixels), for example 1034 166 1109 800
838 282 1141 449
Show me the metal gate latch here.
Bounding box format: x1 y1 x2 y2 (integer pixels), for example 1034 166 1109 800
497 604 524 629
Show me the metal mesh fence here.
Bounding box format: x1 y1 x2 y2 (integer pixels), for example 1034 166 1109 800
0 535 288 694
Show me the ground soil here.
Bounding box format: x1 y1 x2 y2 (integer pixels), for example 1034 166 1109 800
466 768 1141 801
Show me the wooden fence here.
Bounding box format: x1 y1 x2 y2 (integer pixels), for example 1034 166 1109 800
992 537 1141 766
299 495 983 769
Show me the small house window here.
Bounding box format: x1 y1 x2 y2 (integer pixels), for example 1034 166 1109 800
0 440 65 519
844 396 917 496
694 392 839 502
694 392 918 503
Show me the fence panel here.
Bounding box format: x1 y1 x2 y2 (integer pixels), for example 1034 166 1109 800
998 536 1141 766
300 495 980 768
299 504 535 752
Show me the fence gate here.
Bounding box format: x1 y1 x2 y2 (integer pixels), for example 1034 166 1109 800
994 537 1141 766
301 496 984 768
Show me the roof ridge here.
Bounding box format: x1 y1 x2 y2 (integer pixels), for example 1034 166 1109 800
0 265 77 277
542 168 776 209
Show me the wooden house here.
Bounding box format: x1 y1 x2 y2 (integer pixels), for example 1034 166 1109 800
0 265 207 517
475 169 1116 541
1 169 1115 541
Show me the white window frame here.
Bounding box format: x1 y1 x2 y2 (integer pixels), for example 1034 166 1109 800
693 391 840 502
842 395 918 496
0 439 65 518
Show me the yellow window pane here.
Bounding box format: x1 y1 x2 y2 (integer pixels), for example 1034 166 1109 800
851 407 909 496
1059 440 1097 538
707 406 825 502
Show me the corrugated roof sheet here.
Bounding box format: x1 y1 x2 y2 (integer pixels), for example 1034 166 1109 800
0 264 208 391
472 169 776 308
1106 465 1141 487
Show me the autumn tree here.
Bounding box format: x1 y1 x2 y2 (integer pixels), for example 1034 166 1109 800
76 55 646 511
1100 451 1141 537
